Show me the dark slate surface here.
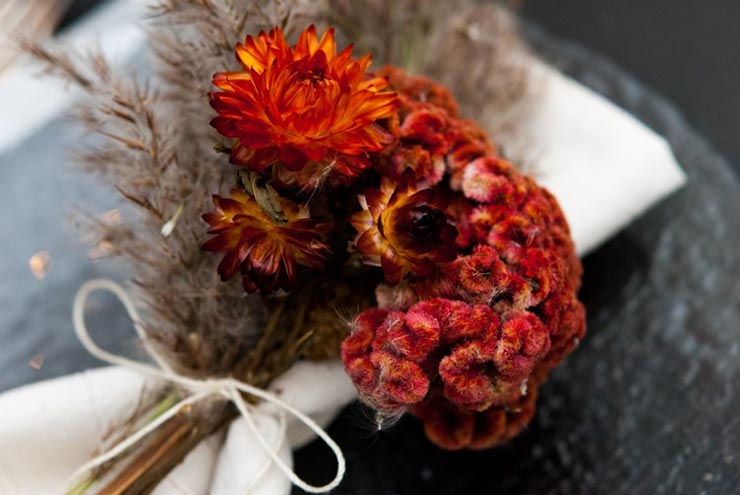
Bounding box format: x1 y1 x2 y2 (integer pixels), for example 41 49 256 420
1 18 738 495
0 125 131 391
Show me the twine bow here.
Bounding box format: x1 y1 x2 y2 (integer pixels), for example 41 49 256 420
70 279 345 494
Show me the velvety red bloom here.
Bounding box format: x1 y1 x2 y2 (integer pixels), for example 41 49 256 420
351 172 458 284
375 67 495 189
399 107 458 157
342 297 553 448
342 67 585 450
202 189 329 294
531 292 586 384
342 308 432 411
445 120 497 190
462 158 516 203
412 387 538 451
455 245 509 304
378 65 461 117
210 26 398 185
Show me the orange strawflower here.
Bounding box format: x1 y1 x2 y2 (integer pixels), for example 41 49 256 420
210 26 398 186
351 171 458 284
202 189 329 294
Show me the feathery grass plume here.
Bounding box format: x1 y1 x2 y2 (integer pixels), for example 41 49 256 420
22 26 265 376
421 4 532 138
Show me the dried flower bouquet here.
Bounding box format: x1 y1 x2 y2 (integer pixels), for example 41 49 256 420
0 0 686 493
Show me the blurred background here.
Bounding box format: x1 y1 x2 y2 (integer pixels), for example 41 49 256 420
2 0 738 176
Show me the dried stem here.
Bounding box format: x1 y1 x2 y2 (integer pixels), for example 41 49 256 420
99 403 234 495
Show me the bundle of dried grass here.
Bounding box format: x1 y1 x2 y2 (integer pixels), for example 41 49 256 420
23 1 533 492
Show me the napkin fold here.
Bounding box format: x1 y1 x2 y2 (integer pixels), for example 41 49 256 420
508 60 685 255
0 36 686 495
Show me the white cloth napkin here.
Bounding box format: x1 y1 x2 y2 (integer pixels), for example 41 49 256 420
0 362 356 495
508 60 685 255
0 14 686 495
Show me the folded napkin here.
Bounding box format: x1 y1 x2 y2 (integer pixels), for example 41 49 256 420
0 31 686 495
0 362 355 495
512 59 685 254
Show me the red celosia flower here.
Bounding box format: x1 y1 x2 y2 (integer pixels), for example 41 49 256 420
462 158 516 204
399 107 458 158
378 65 461 118
210 26 398 185
373 67 495 189
445 120 497 189
455 245 508 304
341 308 431 410
342 297 554 448
202 189 329 294
351 172 458 284
412 387 539 450
341 67 585 450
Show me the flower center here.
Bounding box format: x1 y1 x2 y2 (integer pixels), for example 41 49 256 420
408 206 447 241
380 203 448 254
300 68 327 85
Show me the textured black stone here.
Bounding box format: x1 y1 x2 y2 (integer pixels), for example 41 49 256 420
0 17 738 495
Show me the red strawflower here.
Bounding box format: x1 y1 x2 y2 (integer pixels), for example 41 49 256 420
351 171 458 284
202 189 329 294
210 26 398 186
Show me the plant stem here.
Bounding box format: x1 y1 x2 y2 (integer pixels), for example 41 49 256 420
67 477 95 495
98 403 235 495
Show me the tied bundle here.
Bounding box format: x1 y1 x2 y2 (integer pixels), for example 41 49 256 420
23 1 587 492
204 26 585 450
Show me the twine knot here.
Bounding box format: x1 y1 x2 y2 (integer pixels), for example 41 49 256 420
70 279 345 493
